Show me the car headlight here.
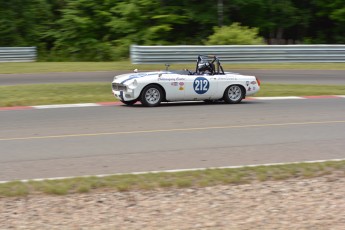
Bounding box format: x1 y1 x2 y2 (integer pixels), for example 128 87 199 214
128 79 138 89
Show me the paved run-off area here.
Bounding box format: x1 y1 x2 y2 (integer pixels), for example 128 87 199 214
1 172 344 229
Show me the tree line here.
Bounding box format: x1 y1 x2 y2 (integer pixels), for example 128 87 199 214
0 0 344 61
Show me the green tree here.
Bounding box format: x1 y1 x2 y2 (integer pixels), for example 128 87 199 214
2 0 345 61
50 0 115 61
0 0 52 46
52 0 191 60
205 23 264 45
308 0 345 43
224 0 308 44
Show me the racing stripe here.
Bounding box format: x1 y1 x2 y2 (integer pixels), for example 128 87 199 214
121 74 146 84
119 91 124 101
120 72 170 84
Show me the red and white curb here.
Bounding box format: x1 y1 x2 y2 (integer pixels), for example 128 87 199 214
0 158 344 184
1 95 345 111
0 102 121 111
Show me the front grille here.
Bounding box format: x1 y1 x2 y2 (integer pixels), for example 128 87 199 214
112 83 127 91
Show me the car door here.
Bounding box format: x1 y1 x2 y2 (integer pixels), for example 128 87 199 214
184 74 218 100
157 73 188 101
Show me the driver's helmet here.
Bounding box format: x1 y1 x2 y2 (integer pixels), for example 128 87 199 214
197 61 213 74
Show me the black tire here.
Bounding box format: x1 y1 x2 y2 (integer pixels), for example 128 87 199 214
223 85 244 104
120 99 138 106
140 85 163 107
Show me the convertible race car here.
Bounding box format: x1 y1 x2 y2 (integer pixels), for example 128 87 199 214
112 55 260 107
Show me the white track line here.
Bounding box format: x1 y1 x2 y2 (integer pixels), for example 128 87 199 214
1 158 344 184
32 103 100 109
254 96 304 100
1 96 345 111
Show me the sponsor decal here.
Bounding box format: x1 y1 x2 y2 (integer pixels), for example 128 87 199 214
246 81 250 86
251 81 257 85
179 82 185 90
159 77 175 81
253 86 256 90
193 77 209 94
159 77 186 81
248 87 251 91
218 77 237 80
170 82 185 89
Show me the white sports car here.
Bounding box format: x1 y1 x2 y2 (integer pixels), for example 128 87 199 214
112 55 260 106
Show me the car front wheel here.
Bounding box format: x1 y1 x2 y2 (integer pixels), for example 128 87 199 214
140 85 163 107
223 85 244 104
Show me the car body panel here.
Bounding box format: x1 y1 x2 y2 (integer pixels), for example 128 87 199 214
112 71 260 102
111 55 260 105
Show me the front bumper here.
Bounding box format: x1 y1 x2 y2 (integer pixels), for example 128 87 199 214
112 83 136 101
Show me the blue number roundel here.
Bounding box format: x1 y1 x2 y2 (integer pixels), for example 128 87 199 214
193 77 210 94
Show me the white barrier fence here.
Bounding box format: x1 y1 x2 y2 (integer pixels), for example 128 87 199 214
130 45 345 64
0 47 36 62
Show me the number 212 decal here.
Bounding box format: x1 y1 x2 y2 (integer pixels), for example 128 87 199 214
193 77 210 94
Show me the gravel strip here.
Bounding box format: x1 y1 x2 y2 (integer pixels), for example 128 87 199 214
1 173 344 230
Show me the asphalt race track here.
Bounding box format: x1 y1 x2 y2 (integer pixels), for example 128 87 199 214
1 69 345 85
1 98 345 181
1 70 345 181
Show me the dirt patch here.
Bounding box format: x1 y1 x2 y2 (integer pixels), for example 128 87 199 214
1 173 344 229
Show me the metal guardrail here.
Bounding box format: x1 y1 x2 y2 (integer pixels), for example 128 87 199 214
0 47 36 62
130 45 345 64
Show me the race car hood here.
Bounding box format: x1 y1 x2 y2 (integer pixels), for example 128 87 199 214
113 71 171 84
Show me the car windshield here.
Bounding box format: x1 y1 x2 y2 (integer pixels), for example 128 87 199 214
198 55 212 64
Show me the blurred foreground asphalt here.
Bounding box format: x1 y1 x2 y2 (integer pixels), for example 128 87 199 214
1 98 345 181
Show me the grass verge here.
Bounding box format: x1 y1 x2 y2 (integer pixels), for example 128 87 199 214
1 83 345 107
0 83 114 107
255 83 345 97
1 62 345 74
0 160 344 197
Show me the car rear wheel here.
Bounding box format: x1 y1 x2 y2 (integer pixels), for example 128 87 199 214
223 85 244 104
140 85 163 107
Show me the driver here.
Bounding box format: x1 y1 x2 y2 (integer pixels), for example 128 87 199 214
197 61 215 75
